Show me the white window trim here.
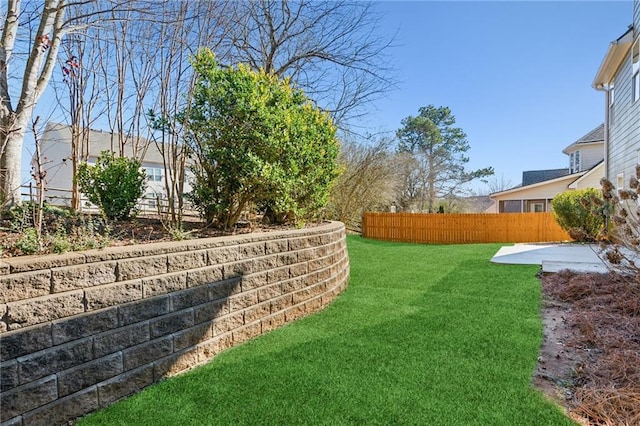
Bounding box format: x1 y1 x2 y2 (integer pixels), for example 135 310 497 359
144 167 163 182
617 172 625 192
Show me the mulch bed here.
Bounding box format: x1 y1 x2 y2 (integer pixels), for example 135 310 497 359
0 215 310 258
538 270 640 425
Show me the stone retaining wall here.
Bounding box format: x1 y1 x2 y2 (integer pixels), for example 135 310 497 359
0 222 349 426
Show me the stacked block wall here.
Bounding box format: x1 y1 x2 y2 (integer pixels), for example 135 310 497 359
0 222 349 426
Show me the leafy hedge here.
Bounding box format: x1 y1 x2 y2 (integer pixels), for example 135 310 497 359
551 188 605 242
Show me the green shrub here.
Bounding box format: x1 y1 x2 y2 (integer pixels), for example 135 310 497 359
50 230 72 254
76 151 146 220
551 188 606 241
185 49 340 228
16 228 40 255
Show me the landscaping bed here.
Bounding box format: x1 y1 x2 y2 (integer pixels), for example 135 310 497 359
0 213 302 258
537 270 640 425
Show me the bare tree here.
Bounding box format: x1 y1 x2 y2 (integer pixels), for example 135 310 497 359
326 136 399 230
482 173 514 195
0 0 141 205
30 116 45 250
147 0 231 227
54 29 108 209
395 150 425 211
92 6 155 158
223 0 395 132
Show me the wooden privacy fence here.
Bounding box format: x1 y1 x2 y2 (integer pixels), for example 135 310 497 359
362 212 571 244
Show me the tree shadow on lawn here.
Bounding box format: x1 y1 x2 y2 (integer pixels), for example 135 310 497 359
81 272 573 426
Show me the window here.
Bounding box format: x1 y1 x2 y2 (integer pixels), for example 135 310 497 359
530 202 545 213
632 39 639 103
569 150 581 173
145 167 163 182
526 200 546 213
145 192 158 208
569 152 574 173
609 83 616 125
617 172 625 191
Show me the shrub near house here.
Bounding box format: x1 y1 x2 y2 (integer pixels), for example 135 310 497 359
551 188 606 241
76 151 147 220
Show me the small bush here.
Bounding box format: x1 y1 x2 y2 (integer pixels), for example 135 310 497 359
16 228 40 255
76 151 146 220
551 188 606 242
0 207 112 257
50 230 72 254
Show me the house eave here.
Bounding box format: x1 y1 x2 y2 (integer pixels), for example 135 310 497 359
490 172 586 199
567 162 604 190
561 140 604 155
593 26 634 88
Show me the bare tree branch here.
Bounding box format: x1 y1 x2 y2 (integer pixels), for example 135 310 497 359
222 0 396 132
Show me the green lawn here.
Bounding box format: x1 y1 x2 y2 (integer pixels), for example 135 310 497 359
79 236 574 425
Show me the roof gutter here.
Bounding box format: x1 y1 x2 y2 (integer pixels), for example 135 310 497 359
592 26 634 184
592 26 634 89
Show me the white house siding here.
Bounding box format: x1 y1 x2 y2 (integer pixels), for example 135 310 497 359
37 123 193 209
607 3 640 187
37 124 76 206
579 143 606 171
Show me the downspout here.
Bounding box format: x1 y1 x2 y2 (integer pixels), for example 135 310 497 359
595 84 611 183
595 83 611 232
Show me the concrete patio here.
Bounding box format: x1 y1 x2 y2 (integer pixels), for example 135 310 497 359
490 243 609 273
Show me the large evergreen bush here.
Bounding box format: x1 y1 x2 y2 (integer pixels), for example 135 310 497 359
551 188 605 241
185 49 340 228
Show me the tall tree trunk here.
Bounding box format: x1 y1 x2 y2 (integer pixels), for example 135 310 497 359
0 0 64 205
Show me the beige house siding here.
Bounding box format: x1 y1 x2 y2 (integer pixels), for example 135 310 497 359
581 144 606 171
490 174 584 213
568 162 605 190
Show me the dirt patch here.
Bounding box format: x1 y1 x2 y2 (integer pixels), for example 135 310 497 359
536 270 640 425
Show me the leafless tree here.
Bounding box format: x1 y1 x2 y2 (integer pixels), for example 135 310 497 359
147 0 231 227
482 173 514 195
30 116 45 249
326 137 399 231
0 0 143 206
53 28 108 209
395 151 426 211
222 0 396 132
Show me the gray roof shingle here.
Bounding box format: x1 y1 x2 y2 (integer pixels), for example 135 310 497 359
573 124 604 144
522 168 570 186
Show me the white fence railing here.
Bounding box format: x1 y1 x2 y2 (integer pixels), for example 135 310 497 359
21 184 201 219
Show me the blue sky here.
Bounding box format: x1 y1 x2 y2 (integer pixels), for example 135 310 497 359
22 1 634 195
364 0 633 193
